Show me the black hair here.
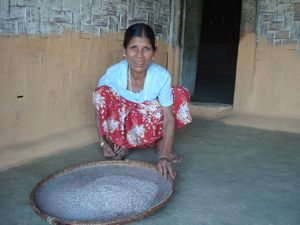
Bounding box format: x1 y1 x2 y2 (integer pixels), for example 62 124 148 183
123 23 157 51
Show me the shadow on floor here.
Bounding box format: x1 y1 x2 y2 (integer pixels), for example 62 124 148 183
1 117 300 225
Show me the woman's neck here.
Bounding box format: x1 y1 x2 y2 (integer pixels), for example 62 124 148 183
128 68 146 93
130 70 146 81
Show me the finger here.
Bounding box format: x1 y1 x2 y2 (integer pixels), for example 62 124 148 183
157 162 164 177
167 174 174 187
162 162 168 179
114 144 120 153
168 170 175 181
168 164 176 180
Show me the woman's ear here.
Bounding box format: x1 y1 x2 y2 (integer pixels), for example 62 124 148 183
123 49 126 57
152 51 156 60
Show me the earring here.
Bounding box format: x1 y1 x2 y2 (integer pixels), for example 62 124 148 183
123 54 125 57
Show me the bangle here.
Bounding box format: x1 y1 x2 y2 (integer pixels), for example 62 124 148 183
158 155 171 162
100 140 106 148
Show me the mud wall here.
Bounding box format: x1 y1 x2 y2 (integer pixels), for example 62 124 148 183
0 0 180 169
234 0 300 119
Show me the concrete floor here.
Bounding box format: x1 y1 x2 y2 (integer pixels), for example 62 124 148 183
1 116 300 225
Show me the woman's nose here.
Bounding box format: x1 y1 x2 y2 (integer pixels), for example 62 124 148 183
136 49 143 58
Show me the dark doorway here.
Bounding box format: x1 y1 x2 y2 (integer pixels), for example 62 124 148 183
191 0 242 104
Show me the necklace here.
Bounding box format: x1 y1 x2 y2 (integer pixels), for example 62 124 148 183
128 67 133 92
128 68 144 93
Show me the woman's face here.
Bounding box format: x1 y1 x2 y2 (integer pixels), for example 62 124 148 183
124 36 155 76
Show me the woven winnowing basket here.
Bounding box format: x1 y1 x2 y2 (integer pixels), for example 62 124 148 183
30 160 173 225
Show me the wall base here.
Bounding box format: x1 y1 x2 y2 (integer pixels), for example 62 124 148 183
190 102 233 119
0 125 99 171
222 112 300 134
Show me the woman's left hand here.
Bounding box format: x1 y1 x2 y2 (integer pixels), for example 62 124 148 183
157 158 176 183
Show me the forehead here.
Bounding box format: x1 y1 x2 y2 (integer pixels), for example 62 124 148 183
127 36 152 46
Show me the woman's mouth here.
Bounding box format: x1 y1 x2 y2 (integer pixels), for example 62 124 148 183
134 61 145 67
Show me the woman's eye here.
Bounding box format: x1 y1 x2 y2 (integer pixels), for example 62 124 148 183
127 46 152 54
143 47 152 53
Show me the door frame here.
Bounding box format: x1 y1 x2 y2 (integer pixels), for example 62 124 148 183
179 0 257 100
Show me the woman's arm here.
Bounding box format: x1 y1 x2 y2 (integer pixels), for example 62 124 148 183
157 106 176 181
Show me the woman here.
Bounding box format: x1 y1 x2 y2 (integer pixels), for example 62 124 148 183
93 23 192 182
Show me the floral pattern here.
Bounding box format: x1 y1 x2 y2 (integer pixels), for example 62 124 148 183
93 85 192 149
127 125 146 146
177 102 191 124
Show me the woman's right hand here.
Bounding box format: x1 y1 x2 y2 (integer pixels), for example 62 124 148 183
101 141 117 159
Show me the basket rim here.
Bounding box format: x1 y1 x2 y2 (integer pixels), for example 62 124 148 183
29 160 174 225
